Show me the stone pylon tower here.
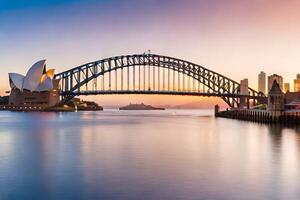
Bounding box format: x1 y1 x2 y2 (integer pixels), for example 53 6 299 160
267 80 284 117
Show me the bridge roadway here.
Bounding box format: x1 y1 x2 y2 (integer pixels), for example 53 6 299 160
63 90 267 100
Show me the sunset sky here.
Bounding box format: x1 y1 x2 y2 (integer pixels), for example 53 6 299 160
1 0 300 106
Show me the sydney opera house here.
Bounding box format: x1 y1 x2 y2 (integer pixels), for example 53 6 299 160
8 60 61 107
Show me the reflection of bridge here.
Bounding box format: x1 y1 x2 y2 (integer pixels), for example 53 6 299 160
54 54 266 108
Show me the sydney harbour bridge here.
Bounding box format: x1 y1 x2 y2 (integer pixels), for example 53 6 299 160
54 54 266 108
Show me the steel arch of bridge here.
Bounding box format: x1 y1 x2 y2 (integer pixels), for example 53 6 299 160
54 54 266 108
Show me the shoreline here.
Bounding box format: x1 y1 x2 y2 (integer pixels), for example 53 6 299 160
215 108 300 125
0 105 103 112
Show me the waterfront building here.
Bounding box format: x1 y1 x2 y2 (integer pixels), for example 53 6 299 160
268 74 283 93
284 83 290 93
258 71 266 94
294 74 300 92
267 80 284 115
8 60 60 107
285 92 300 104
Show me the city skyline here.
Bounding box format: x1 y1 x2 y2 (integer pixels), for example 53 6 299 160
2 0 300 105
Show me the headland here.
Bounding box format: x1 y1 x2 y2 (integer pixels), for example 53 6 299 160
119 103 165 110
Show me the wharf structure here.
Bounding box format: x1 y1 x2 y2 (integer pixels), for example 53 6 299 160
215 80 300 124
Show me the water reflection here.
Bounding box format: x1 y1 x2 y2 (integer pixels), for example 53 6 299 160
0 110 300 200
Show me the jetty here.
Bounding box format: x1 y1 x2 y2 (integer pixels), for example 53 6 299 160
215 80 300 124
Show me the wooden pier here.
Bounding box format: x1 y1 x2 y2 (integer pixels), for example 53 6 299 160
215 106 300 125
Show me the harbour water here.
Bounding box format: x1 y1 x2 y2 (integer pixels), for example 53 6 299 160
0 110 300 200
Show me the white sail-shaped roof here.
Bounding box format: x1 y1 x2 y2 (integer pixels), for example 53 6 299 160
9 73 25 90
22 60 46 91
36 74 53 92
9 59 57 92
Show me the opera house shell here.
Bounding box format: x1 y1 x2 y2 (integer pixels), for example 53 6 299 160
8 60 61 107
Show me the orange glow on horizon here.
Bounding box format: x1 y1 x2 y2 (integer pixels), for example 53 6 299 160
80 94 227 108
2 0 300 104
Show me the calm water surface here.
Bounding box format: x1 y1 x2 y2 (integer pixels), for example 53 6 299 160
0 109 300 200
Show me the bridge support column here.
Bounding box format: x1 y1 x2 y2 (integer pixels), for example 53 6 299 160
239 97 246 109
247 98 250 109
214 104 219 117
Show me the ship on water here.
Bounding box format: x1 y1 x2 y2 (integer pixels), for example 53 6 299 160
119 103 165 110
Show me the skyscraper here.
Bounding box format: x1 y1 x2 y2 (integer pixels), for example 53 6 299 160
268 74 283 93
284 83 290 93
294 74 300 92
258 71 266 94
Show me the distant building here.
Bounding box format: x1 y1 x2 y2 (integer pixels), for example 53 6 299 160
268 74 283 93
294 74 300 92
284 83 290 93
8 60 61 107
258 71 266 94
285 92 300 104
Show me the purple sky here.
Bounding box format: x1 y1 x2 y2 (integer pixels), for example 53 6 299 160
1 0 300 105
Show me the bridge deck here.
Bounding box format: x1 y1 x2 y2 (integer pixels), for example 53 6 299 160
64 90 266 100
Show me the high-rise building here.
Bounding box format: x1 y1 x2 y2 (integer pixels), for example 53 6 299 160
240 78 249 95
258 71 266 94
294 74 300 92
284 83 290 93
268 74 283 93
